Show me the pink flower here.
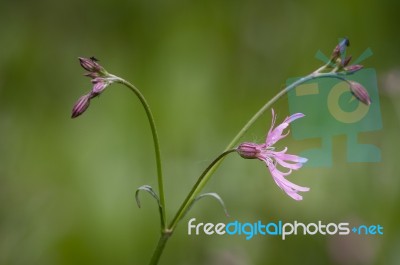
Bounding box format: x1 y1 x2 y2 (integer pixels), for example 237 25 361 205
237 109 309 200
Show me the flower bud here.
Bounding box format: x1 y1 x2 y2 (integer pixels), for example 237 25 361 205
71 94 91 118
84 72 100 79
78 57 107 76
91 78 108 95
344 64 363 74
79 57 100 72
331 38 350 60
342 56 352 67
349 81 371 105
237 142 260 159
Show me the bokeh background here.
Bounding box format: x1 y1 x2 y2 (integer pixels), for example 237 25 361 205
1 0 400 264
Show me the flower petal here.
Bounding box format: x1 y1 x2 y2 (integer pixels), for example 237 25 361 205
266 122 289 146
273 153 308 170
286 191 303 201
271 168 310 192
284 113 305 124
268 167 310 201
260 156 292 175
268 109 277 135
276 153 308 163
264 149 308 170
265 111 305 147
275 157 304 170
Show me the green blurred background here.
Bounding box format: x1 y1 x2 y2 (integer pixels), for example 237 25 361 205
1 0 400 264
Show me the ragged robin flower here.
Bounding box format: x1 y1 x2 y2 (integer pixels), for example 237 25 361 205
236 109 309 200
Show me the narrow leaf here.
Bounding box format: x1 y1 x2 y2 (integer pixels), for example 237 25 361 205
190 192 230 217
135 185 161 208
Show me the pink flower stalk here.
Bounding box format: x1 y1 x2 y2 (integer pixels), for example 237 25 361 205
237 109 309 200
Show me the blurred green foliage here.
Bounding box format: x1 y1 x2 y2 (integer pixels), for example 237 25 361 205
1 0 400 264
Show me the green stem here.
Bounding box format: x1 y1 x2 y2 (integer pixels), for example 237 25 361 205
114 77 167 230
225 71 345 150
149 232 171 265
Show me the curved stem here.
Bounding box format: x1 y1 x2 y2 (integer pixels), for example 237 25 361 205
225 72 347 150
114 77 167 230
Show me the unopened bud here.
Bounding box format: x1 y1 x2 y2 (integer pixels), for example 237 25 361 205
344 64 363 74
84 72 100 79
237 142 260 159
91 78 109 95
331 38 350 60
349 81 371 105
71 94 91 118
78 57 107 76
342 56 352 67
79 57 100 71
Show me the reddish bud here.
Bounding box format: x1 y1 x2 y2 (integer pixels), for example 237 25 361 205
84 72 100 79
331 38 350 60
71 94 91 118
349 81 371 105
91 78 109 95
79 57 100 71
237 142 260 159
345 64 363 74
78 57 107 76
342 56 352 67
